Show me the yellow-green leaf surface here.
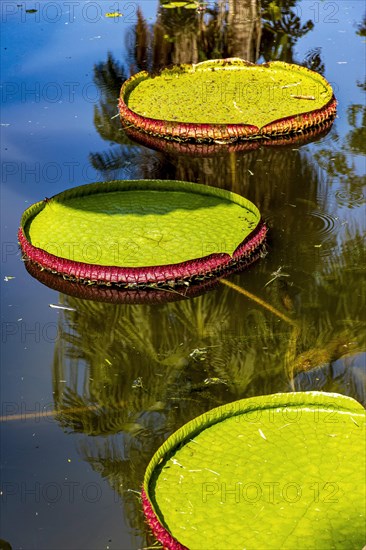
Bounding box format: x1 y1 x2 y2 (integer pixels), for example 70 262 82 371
162 2 191 7
126 60 333 127
24 180 260 267
146 392 366 549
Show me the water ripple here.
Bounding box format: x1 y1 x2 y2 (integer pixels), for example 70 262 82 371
305 210 341 257
335 189 365 209
308 210 339 238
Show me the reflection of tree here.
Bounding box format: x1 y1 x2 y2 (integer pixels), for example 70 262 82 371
346 104 366 155
53 291 290 432
314 104 366 206
131 7 150 72
52 288 294 543
148 0 314 67
302 47 325 75
152 2 200 66
93 53 127 142
227 0 262 60
149 0 262 67
356 13 366 37
90 51 149 178
260 0 314 62
289 230 365 380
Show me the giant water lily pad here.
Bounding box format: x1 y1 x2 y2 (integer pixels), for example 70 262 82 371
143 392 365 549
119 59 337 143
18 180 267 287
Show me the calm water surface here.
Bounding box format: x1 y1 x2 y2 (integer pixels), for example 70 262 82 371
1 1 365 549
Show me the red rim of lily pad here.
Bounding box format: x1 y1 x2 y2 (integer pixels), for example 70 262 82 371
24 245 265 305
18 180 267 289
122 118 334 157
119 59 337 144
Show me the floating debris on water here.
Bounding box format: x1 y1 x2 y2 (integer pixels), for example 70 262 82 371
49 304 76 311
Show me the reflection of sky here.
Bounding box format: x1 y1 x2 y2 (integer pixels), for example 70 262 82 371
295 1 365 137
294 1 365 237
2 1 158 77
1 1 158 171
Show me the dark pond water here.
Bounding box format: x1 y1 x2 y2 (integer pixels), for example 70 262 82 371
1 1 365 549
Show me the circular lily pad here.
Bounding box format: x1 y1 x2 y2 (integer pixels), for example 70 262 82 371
142 392 366 549
119 59 337 143
18 180 267 288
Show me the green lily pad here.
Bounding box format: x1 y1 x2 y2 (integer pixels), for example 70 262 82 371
162 2 191 8
18 180 267 287
119 59 337 142
143 392 366 549
105 11 123 18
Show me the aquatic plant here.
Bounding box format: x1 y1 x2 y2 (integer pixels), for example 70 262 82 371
19 180 267 287
142 392 366 549
119 59 336 143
